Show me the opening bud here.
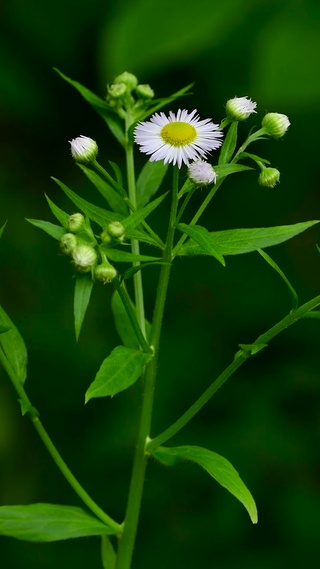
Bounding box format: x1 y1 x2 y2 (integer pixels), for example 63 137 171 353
60 233 77 255
225 96 257 121
258 166 280 188
69 135 98 164
68 213 85 233
95 262 117 283
135 84 155 99
72 244 97 273
188 160 217 186
113 72 138 91
107 221 125 239
261 113 290 138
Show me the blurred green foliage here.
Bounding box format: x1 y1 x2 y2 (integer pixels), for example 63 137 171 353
1 0 320 567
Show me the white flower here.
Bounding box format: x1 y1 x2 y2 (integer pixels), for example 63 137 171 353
69 135 98 163
188 160 217 185
226 96 257 121
134 109 223 169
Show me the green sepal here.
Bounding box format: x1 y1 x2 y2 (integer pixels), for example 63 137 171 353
101 535 116 569
26 219 65 241
45 194 70 227
177 223 225 266
85 346 153 401
218 122 238 164
78 165 128 216
0 503 117 542
152 445 257 524
136 161 169 208
0 305 27 385
74 274 94 341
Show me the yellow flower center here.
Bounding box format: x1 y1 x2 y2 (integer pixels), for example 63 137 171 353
161 122 197 147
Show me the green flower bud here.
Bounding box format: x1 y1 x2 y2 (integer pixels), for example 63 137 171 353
100 230 113 244
72 244 97 273
95 262 117 283
68 213 85 233
113 72 138 90
261 113 290 138
60 233 77 255
135 84 155 99
69 135 98 164
258 167 280 188
107 221 125 239
107 83 127 99
225 96 257 121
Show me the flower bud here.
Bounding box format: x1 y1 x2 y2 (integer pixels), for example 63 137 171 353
107 83 127 99
72 244 97 273
261 113 290 138
226 96 257 121
135 84 155 99
68 213 85 233
258 167 280 188
69 135 98 164
107 221 125 239
60 233 77 255
95 262 117 283
113 72 138 91
188 160 217 185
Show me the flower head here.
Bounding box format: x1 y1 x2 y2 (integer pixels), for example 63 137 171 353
134 109 223 169
188 160 217 186
258 167 280 188
69 135 98 164
262 113 290 138
226 96 257 121
72 244 97 273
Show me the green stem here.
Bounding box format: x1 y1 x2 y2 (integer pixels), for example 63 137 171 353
147 294 320 451
115 167 180 569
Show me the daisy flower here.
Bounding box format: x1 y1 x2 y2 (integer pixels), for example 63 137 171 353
134 109 223 169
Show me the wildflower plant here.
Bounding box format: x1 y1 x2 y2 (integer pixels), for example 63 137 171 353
0 69 320 569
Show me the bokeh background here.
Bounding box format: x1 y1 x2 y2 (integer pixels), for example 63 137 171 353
1 0 320 567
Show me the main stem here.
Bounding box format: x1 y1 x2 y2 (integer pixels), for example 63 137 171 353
115 168 180 569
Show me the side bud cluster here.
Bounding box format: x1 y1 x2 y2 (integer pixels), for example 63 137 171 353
101 221 125 243
106 71 155 118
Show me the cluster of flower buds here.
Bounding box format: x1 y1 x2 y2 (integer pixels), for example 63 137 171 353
106 71 155 118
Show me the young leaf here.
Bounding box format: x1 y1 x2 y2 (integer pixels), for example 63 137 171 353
74 275 94 341
179 221 320 257
85 346 153 402
121 262 166 281
101 535 116 569
45 194 70 227
54 69 126 147
177 224 225 266
218 122 238 164
111 290 140 349
0 504 116 542
0 220 7 237
52 178 123 228
214 163 253 180
257 248 298 310
0 305 27 385
109 161 124 188
236 152 270 165
26 219 65 241
78 165 128 216
105 249 161 263
122 193 168 234
152 445 257 524
136 161 169 207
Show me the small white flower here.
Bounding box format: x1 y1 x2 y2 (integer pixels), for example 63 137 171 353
188 160 217 185
226 96 257 121
69 135 98 163
134 109 223 169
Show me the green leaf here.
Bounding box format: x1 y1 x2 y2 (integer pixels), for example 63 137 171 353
179 221 320 257
52 178 123 228
74 275 93 341
236 152 270 166
214 163 253 179
101 535 116 569
0 325 10 334
136 161 169 207
78 165 128 216
121 262 166 281
122 193 168 234
218 122 238 164
45 194 70 227
105 248 160 263
257 248 298 310
0 305 27 385
85 346 153 401
54 69 126 147
0 221 7 238
26 219 65 241
111 290 151 349
135 84 194 122
108 161 124 188
0 504 116 542
152 445 257 524
177 224 225 266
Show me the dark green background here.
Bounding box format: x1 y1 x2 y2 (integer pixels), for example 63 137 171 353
1 0 320 567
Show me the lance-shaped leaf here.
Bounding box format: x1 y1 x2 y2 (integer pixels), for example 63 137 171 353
0 305 27 385
177 223 225 266
74 275 94 341
136 161 169 207
257 248 298 310
214 163 253 179
26 219 65 241
218 122 238 165
78 165 128 216
105 248 160 263
179 221 320 257
122 193 168 234
45 195 70 227
101 535 116 569
152 445 257 524
85 346 153 402
0 221 7 237
0 504 117 542
54 69 126 147
111 290 151 349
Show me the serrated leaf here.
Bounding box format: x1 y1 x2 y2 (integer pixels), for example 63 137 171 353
26 219 65 241
0 305 27 385
0 221 7 237
85 346 153 401
218 122 238 164
78 165 128 216
0 504 116 542
177 224 225 266
136 161 169 207
45 194 70 227
152 445 257 524
105 248 160 263
214 163 253 179
54 69 126 147
122 193 168 234
74 275 93 341
179 221 320 257
101 535 116 569
52 178 123 228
